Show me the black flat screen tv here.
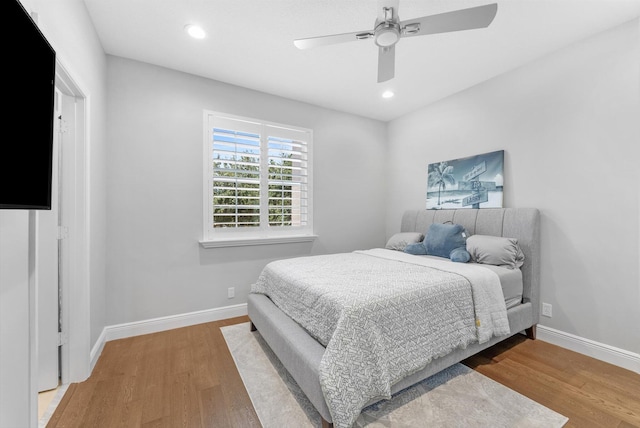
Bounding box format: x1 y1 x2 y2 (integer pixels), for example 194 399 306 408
1 0 56 210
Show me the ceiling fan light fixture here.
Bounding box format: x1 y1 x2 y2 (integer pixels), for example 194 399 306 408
374 22 400 47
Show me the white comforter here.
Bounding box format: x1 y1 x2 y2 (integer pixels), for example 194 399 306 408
251 248 510 428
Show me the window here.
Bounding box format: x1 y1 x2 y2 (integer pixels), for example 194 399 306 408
202 111 314 247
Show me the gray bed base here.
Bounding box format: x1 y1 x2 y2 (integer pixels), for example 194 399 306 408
247 208 540 427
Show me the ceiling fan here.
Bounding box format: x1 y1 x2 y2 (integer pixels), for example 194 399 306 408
293 1 498 83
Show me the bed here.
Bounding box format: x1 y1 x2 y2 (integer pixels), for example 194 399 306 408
247 207 540 428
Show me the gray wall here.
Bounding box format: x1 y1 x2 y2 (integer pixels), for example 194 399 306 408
105 56 387 325
386 19 640 354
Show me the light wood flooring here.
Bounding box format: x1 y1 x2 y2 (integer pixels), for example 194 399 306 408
46 316 640 427
39 386 59 419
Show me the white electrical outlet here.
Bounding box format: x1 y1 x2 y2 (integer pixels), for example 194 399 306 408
228 287 235 299
542 303 552 317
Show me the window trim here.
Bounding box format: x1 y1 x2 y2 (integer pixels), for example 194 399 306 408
201 110 314 247
199 234 318 249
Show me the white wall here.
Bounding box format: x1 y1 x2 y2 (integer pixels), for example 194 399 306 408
0 0 107 426
0 213 34 427
387 19 640 354
105 56 387 325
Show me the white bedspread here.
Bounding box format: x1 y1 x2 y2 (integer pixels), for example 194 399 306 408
251 248 509 428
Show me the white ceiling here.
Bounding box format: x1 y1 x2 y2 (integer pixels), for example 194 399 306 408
83 0 640 122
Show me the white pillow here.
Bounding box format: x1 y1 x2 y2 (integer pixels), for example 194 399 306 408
385 232 424 251
466 235 525 269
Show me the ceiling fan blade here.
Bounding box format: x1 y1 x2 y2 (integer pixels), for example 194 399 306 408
377 0 400 22
400 3 497 39
294 30 372 49
377 45 395 83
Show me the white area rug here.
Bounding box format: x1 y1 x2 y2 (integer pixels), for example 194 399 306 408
221 322 568 428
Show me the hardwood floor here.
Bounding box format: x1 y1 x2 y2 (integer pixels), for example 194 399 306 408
47 317 260 428
47 316 640 427
465 335 640 428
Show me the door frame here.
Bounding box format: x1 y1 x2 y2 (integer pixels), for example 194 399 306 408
52 59 91 386
36 87 62 392
33 56 91 426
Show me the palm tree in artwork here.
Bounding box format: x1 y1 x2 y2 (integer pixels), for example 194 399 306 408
428 162 456 206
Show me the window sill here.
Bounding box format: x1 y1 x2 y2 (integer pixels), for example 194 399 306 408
199 234 318 248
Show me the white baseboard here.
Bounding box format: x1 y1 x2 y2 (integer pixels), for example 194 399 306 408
89 328 107 373
90 303 248 371
537 325 640 374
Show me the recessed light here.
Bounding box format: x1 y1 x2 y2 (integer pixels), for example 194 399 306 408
382 90 394 99
185 24 206 39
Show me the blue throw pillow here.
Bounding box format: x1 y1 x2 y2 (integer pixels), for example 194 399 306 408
424 223 469 260
450 247 471 263
403 242 427 255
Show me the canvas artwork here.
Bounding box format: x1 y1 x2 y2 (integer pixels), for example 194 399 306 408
427 150 504 210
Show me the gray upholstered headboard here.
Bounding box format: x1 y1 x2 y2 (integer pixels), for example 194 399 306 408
400 208 540 320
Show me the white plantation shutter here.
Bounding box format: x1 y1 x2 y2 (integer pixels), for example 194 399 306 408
212 126 261 227
204 112 312 241
267 125 309 228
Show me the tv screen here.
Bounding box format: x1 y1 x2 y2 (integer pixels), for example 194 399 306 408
1 0 56 210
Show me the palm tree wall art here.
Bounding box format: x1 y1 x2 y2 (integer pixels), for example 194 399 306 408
426 150 504 209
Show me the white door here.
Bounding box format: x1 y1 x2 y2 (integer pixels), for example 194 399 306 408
36 88 63 392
